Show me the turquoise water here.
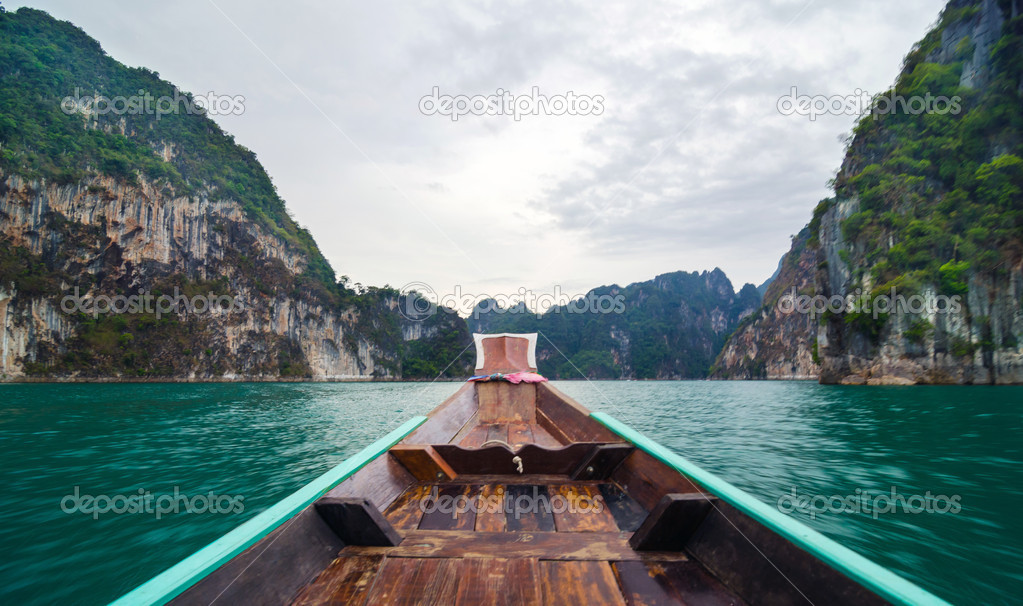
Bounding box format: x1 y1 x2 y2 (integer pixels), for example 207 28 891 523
0 381 1020 604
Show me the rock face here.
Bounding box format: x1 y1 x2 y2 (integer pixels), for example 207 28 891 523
0 8 472 381
716 0 1023 384
0 173 467 381
712 228 820 380
817 262 1023 384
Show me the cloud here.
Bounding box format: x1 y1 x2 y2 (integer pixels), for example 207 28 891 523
18 0 949 296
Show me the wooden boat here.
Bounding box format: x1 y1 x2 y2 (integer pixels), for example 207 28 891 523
113 333 949 605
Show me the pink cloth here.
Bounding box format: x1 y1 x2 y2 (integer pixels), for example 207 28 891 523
503 371 548 384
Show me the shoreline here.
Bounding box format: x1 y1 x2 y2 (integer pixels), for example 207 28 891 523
1 376 1016 385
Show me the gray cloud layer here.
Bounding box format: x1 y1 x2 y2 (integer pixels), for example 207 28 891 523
17 0 947 299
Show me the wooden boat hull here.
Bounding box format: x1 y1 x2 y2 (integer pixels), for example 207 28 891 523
112 380 949 606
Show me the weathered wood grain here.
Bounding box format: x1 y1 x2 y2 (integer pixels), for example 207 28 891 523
389 445 457 482
382 484 429 531
418 484 479 531
322 454 415 512
538 560 626 605
599 482 648 533
485 423 510 445
611 450 703 512
290 555 383 606
474 484 508 532
548 484 620 532
507 423 534 448
449 411 481 445
686 501 888 606
529 422 564 448
613 560 747 606
458 424 490 449
478 382 537 423
339 530 689 562
364 557 461 605
535 383 622 443
504 485 556 532
401 383 478 446
454 558 541 605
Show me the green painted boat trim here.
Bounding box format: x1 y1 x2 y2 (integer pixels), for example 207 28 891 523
109 415 428 606
591 411 951 606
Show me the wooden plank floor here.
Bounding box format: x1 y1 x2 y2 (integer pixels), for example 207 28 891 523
294 481 746 605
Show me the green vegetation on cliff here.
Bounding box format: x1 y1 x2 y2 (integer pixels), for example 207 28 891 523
835 0 1023 302
0 7 472 380
470 270 761 379
0 7 335 285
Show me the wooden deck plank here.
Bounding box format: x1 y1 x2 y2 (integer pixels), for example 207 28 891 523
611 450 703 511
401 383 477 446
389 445 457 482
507 423 534 448
364 557 461 605
599 482 648 533
486 423 509 445
418 484 478 531
322 454 415 512
290 555 383 606
529 422 564 448
478 382 536 423
539 560 626 605
549 484 620 532
383 484 429 531
535 383 622 442
454 558 540 605
613 560 748 606
339 530 689 562
448 411 480 445
458 425 490 449
504 485 556 532
474 484 507 532
535 408 572 445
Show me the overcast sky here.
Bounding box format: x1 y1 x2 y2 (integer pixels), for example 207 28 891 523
15 0 948 305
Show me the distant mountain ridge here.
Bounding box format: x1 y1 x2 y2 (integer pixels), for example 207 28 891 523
469 269 760 379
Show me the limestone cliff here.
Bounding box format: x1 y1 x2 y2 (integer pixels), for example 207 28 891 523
711 227 820 380
0 171 471 380
716 0 1023 384
0 8 471 380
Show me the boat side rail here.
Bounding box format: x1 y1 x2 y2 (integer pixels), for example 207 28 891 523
109 415 428 606
591 412 951 606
